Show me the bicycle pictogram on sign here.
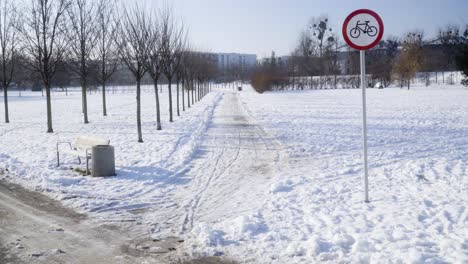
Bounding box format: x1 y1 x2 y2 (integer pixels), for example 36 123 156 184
349 21 378 38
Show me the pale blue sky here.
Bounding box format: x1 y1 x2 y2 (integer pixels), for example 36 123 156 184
147 0 468 58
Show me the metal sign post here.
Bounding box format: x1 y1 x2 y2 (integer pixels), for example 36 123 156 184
343 9 384 203
360 50 369 203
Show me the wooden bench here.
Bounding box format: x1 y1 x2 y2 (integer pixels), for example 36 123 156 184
57 136 110 174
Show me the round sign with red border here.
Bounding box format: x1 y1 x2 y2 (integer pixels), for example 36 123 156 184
342 9 384 50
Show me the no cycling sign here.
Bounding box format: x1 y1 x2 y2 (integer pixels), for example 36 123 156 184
343 9 384 50
342 9 384 203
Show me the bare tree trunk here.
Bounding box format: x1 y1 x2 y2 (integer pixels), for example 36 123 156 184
176 77 180 116
187 79 191 108
168 79 173 122
136 78 143 143
191 79 194 104
182 78 185 111
46 83 53 133
153 79 162 130
3 86 9 123
82 78 89 123
102 81 107 116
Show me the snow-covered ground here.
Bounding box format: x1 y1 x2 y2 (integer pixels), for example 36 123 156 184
1 84 467 263
0 86 222 218
187 85 468 263
229 86 468 263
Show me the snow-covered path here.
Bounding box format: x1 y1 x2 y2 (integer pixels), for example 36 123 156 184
144 91 284 237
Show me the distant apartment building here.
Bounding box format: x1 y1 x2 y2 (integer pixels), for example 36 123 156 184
216 53 257 69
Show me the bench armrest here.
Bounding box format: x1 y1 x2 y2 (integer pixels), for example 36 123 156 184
57 142 73 152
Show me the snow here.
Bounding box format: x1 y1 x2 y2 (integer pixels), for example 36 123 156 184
1 83 468 263
0 86 222 218
185 84 468 263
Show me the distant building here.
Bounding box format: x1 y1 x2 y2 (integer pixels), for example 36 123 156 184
215 53 257 69
262 56 291 69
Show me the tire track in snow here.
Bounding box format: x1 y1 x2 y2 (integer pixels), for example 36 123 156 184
181 130 243 233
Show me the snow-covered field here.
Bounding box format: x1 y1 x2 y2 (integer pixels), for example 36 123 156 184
1 84 467 263
229 86 468 263
187 85 468 263
0 86 222 217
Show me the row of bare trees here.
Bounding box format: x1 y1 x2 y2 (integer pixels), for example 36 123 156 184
1 0 216 142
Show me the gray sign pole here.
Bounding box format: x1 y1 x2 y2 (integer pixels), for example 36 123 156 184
360 50 370 203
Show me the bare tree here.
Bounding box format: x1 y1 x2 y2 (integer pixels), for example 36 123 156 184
291 30 320 87
66 0 99 123
96 0 118 116
174 45 187 117
176 56 185 113
115 6 149 143
438 25 465 83
0 0 19 123
181 49 196 109
175 50 183 116
456 25 468 86
160 8 185 122
177 48 196 114
367 37 399 87
310 16 335 89
393 32 424 90
20 0 71 133
143 11 163 130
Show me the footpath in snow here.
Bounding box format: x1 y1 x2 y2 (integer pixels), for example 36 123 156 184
142 91 285 240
